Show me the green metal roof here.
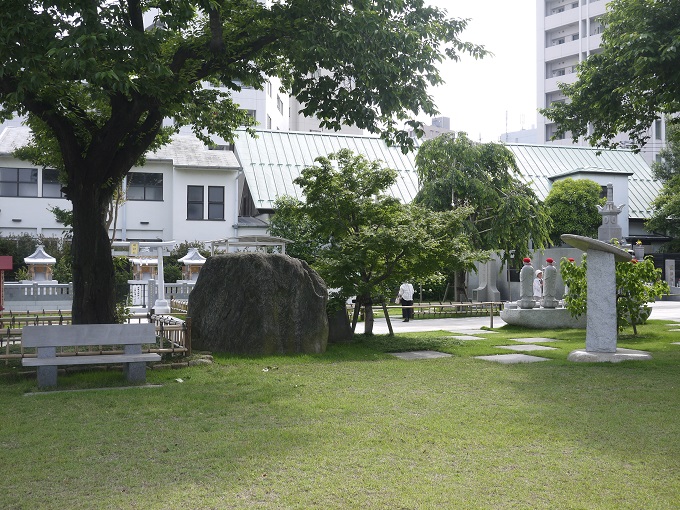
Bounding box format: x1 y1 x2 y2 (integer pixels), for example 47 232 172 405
233 129 420 209
232 132 661 220
505 144 661 219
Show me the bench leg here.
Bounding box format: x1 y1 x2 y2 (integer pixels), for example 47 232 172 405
36 366 58 388
124 362 147 383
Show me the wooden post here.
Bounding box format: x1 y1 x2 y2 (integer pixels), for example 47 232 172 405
381 300 394 336
185 316 192 356
489 302 494 329
351 299 361 333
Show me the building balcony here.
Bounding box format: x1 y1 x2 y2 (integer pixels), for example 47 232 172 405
544 72 578 94
545 39 580 61
544 7 580 31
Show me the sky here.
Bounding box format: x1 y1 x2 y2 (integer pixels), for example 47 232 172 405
420 1 538 142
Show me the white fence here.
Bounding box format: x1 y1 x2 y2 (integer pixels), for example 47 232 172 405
3 281 196 313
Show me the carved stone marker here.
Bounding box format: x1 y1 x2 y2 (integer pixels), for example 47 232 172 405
541 258 559 309
561 234 651 362
517 258 536 309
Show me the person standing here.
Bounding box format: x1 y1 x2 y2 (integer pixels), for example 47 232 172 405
533 269 543 303
397 281 415 322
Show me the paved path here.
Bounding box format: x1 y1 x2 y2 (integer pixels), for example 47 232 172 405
370 300 680 335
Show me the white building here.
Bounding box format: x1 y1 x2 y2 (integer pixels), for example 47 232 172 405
0 126 419 245
537 0 666 165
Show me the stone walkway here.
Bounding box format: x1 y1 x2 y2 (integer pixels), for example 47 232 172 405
383 301 680 364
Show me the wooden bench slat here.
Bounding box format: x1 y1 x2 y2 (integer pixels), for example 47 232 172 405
23 353 161 367
21 323 156 348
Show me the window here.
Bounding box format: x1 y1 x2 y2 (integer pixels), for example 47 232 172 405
267 81 272 97
267 115 272 129
42 169 65 198
208 186 225 220
277 95 284 114
655 119 663 140
0 167 38 197
127 172 163 201
187 186 204 220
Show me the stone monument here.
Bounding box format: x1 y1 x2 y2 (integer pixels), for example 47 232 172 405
472 260 501 302
517 258 536 309
561 234 652 362
189 252 328 355
541 258 559 308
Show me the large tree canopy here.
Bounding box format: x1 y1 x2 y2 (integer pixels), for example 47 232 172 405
543 178 604 246
269 149 481 334
646 125 680 251
414 132 551 264
541 0 680 150
0 0 486 323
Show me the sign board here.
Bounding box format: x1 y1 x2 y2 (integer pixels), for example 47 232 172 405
129 242 139 256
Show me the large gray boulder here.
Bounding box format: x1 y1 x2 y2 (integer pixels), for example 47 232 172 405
188 253 328 355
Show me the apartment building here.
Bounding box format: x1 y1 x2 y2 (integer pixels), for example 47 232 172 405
537 0 666 165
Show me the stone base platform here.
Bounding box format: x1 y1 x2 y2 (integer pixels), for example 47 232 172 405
500 307 586 329
568 348 652 363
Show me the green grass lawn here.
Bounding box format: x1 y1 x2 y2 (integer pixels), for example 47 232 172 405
1 321 680 509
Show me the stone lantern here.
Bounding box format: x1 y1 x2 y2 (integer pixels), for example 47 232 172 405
24 245 57 283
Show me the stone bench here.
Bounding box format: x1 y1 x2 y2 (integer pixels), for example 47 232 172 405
21 323 161 388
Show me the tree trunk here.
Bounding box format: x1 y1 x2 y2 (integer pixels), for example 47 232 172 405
70 184 116 324
361 295 374 335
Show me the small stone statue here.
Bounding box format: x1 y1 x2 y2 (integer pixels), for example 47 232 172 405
518 257 536 309
541 257 559 308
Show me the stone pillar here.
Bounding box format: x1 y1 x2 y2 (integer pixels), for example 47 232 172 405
153 246 171 314
561 234 650 362
541 258 559 308
517 258 536 309
665 259 676 288
585 249 618 353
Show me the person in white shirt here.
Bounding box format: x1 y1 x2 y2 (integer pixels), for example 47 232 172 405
397 281 415 322
533 270 543 303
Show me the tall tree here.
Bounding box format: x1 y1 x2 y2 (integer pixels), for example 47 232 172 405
0 1 486 324
646 125 680 251
414 132 551 264
269 149 481 334
541 0 680 150
543 178 604 245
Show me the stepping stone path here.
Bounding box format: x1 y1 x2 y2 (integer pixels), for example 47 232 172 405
390 350 452 360
447 335 484 341
509 337 559 343
459 329 498 335
497 344 558 352
474 354 550 364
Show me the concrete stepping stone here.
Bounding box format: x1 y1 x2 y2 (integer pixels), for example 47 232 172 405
668 329 680 332
459 329 498 334
671 342 680 346
390 350 452 360
568 348 652 362
497 344 558 352
509 337 559 343
446 335 483 341
474 353 550 364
